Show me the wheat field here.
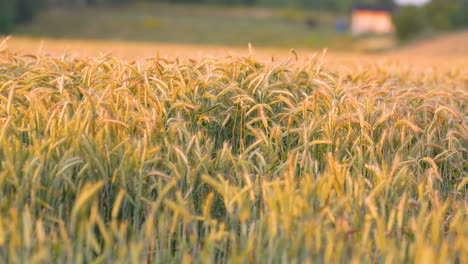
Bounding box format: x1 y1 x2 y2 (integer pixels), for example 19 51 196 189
0 37 467 263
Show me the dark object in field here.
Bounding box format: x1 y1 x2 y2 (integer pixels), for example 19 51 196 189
305 18 317 29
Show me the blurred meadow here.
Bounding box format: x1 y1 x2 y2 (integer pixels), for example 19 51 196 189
13 3 354 50
0 0 467 263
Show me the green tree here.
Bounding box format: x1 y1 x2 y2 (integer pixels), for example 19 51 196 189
16 0 43 23
0 0 17 34
393 6 425 41
425 0 465 30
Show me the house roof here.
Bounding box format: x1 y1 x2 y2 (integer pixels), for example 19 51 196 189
352 4 393 12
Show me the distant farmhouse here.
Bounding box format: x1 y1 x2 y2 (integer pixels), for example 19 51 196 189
351 5 395 36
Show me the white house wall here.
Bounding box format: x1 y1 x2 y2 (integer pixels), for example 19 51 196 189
352 12 395 36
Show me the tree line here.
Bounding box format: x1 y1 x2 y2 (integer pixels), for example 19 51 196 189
393 0 468 41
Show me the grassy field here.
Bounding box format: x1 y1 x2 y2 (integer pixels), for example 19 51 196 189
0 36 467 263
13 3 355 50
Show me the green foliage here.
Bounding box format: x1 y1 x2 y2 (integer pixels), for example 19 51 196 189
425 0 465 30
0 0 17 34
0 0 44 34
393 0 468 42
16 0 43 23
393 6 425 41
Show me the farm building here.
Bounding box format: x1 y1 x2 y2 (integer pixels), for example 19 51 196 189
351 6 395 36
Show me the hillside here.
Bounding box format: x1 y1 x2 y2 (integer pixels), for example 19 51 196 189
392 30 468 57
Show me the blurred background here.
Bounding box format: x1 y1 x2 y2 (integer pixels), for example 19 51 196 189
0 0 467 51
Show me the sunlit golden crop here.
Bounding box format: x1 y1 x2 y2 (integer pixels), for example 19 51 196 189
0 37 466 263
